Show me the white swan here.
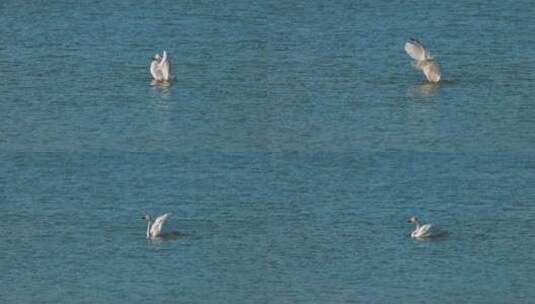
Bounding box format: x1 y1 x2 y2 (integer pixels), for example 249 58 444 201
143 213 171 239
404 38 441 83
408 216 433 238
150 50 172 82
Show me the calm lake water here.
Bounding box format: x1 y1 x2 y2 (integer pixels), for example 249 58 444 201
2 1 535 303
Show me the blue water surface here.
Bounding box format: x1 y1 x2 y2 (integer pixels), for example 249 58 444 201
1 1 535 303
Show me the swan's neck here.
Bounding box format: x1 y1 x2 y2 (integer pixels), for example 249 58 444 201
146 220 152 239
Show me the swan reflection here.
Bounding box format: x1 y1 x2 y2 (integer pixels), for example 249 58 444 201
408 82 440 97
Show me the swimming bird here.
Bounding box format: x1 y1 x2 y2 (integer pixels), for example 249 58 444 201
408 216 433 239
404 38 441 83
150 50 172 82
143 213 171 239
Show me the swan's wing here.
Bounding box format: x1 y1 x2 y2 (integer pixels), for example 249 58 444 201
161 61 171 81
161 50 167 63
159 51 171 81
421 61 441 83
418 224 433 237
405 39 429 61
150 213 170 236
150 61 163 80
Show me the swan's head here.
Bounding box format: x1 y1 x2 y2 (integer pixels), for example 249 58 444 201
152 54 161 62
408 216 419 224
143 214 152 222
409 37 421 44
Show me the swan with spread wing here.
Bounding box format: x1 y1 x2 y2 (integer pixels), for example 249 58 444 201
404 38 441 83
143 213 171 239
150 50 172 82
408 216 433 239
